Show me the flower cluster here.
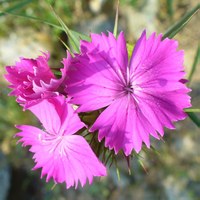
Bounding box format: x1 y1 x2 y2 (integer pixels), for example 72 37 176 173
5 31 191 189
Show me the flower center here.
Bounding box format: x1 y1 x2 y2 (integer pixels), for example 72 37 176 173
124 85 134 94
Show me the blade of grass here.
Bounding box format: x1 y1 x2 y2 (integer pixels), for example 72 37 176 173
163 3 199 39
1 11 63 30
50 6 81 52
2 9 90 48
71 30 90 43
127 43 134 58
58 37 73 56
0 0 35 17
113 0 119 38
116 167 120 181
167 0 174 20
138 158 148 174
185 108 200 113
187 112 200 127
187 44 200 84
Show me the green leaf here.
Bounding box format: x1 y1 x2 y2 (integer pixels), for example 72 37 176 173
187 44 200 84
70 30 91 43
163 3 200 39
0 0 35 17
116 167 120 181
138 158 148 174
187 112 200 128
113 0 119 38
114 158 120 180
166 0 174 19
58 37 73 55
2 3 91 53
51 7 79 52
50 6 90 53
127 43 134 59
0 11 63 30
51 184 57 190
2 12 90 43
185 108 200 113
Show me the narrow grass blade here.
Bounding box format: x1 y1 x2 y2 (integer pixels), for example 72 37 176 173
187 44 200 84
187 112 200 128
127 43 134 58
50 6 90 53
2 11 90 43
58 37 73 56
1 11 63 30
70 30 91 43
0 0 35 17
167 0 174 19
138 158 148 174
163 3 199 39
113 0 119 38
116 167 120 181
51 8 79 52
185 108 200 113
1 1 91 52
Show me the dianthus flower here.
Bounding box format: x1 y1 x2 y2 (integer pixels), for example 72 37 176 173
5 53 66 108
16 95 106 189
65 31 191 155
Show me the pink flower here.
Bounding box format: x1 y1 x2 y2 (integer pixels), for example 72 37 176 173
5 52 66 108
65 31 191 155
16 95 106 189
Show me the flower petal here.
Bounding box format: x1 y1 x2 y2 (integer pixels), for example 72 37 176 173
28 98 61 134
90 96 135 155
16 125 106 189
66 53 124 112
28 96 85 135
66 33 129 112
15 125 46 146
81 32 128 72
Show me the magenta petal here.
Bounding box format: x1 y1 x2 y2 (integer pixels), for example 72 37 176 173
29 96 85 135
66 31 130 113
58 99 86 135
129 30 148 74
29 98 61 134
80 32 128 72
16 126 106 189
15 125 46 146
90 97 135 155
66 53 125 112
90 96 155 155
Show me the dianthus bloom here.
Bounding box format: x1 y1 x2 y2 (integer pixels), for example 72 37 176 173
5 53 66 108
65 31 191 155
16 95 106 189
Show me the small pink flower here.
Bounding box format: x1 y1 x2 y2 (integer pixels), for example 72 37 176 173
5 52 66 108
65 31 191 155
16 95 106 189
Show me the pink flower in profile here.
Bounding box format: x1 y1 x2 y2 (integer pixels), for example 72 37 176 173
65 31 191 155
16 95 106 189
5 53 66 108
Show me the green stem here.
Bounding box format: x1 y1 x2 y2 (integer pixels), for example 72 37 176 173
113 0 119 38
185 108 200 113
163 3 199 39
187 44 200 84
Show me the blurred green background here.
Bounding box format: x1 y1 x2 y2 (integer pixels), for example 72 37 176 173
0 0 199 200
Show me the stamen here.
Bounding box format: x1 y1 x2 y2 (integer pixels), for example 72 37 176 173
124 86 133 93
